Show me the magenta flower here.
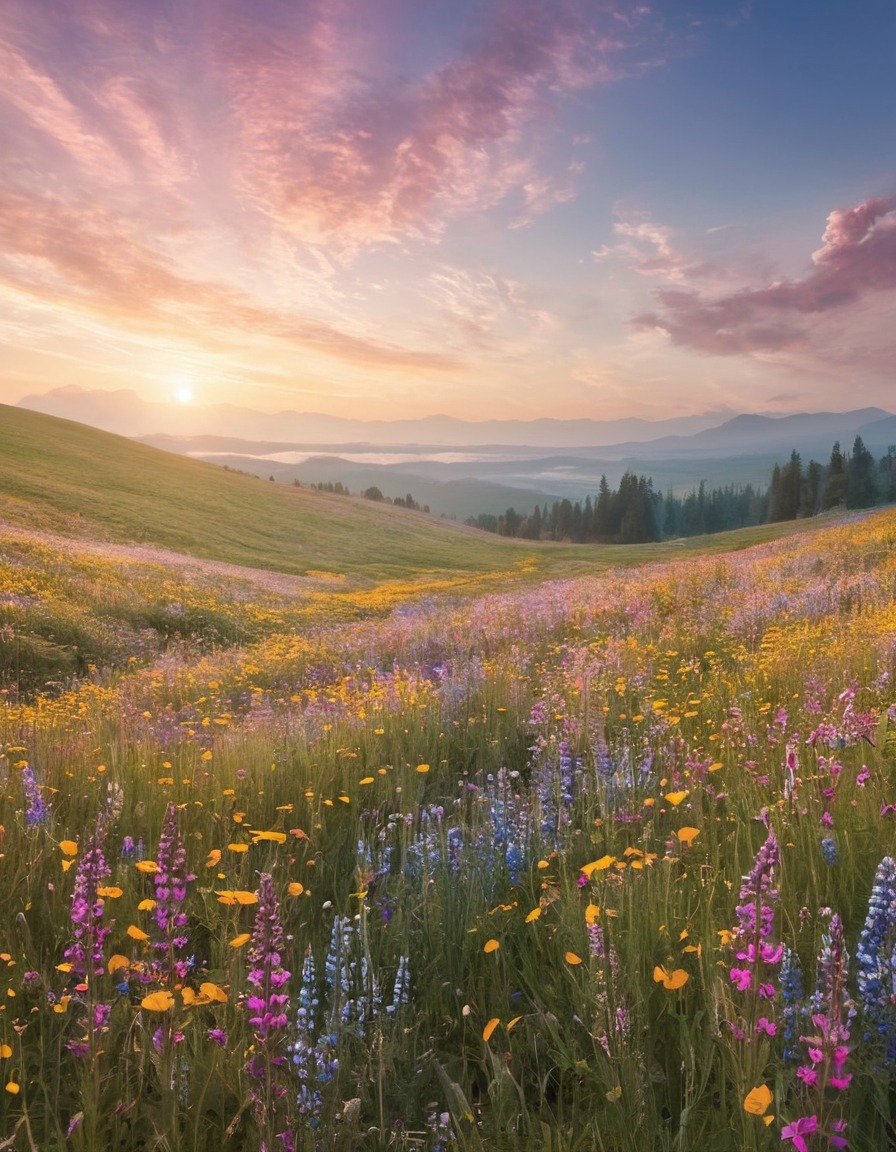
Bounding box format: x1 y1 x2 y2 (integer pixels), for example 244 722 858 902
729 967 752 991
781 1114 818 1152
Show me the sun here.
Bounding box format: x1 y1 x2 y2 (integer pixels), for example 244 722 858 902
168 373 196 404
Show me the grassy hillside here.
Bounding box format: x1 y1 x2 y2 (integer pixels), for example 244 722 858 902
2 403 849 588
1 404 558 581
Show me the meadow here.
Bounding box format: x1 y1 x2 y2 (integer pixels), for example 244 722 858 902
2 502 896 1150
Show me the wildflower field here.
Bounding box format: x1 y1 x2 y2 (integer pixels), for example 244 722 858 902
2 507 896 1151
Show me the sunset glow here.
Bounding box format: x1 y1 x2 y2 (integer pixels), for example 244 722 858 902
2 0 894 423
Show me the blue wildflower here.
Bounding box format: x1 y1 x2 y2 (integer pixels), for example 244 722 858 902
856 856 896 1050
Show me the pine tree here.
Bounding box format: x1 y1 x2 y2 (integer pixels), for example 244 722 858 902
847 435 876 508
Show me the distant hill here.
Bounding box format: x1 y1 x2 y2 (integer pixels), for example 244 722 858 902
17 385 732 446
136 404 896 509
858 412 896 448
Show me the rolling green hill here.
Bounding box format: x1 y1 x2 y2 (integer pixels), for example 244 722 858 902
1 402 844 586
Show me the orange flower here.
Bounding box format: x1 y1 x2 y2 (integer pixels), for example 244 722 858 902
215 890 258 906
482 1018 500 1042
743 1084 773 1116
141 990 174 1012
653 966 689 990
580 855 615 877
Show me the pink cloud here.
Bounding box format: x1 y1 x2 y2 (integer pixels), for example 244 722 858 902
220 0 663 248
594 215 695 280
634 196 896 355
0 40 131 189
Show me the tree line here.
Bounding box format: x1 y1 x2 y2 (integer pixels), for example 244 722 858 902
464 436 896 544
293 479 431 512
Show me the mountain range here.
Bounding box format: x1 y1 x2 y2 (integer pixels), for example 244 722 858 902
16 386 732 446
14 387 895 518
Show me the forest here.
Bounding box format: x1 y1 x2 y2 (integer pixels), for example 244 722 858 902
464 437 896 544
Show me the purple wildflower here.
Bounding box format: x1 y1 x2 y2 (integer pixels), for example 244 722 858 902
727 831 782 1015
62 821 113 1061
245 873 295 1152
64 828 112 980
149 805 194 983
21 762 48 825
786 913 853 1151
246 873 291 1041
388 955 410 1015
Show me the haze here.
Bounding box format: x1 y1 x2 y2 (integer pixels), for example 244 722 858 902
2 0 895 428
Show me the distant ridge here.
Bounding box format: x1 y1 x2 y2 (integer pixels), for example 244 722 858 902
16 385 733 447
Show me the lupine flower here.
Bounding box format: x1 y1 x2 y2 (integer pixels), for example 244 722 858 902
245 873 295 1152
388 955 410 1015
426 1108 455 1152
856 856 896 1051
154 806 191 940
785 913 853 1151
486 768 531 878
245 873 291 1043
64 827 112 980
62 821 112 1060
136 803 194 1106
21 763 48 826
727 831 782 1009
821 838 838 865
324 914 354 1027
780 946 805 1062
293 950 322 1122
293 949 338 1130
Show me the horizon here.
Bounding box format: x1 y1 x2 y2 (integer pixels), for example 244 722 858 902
2 1 895 422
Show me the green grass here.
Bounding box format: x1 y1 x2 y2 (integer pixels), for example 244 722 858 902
0 404 545 582
1 403 850 588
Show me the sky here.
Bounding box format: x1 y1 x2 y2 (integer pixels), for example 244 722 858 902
2 0 895 424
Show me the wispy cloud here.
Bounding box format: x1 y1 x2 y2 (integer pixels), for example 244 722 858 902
220 0 666 249
426 265 558 353
0 185 460 373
